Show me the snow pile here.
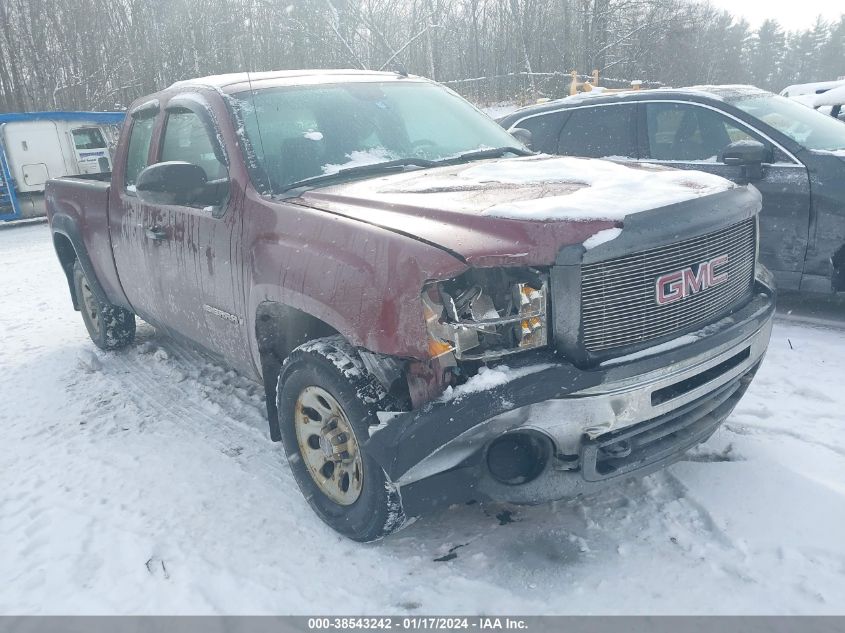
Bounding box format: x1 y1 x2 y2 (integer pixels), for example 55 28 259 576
458 156 736 221
812 149 845 157
780 79 845 97
788 85 845 109
582 227 622 250
322 147 396 175
481 103 521 119
440 363 556 401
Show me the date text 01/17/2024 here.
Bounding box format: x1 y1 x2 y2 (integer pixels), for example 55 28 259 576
307 617 529 630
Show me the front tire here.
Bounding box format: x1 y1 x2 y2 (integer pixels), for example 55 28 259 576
277 336 405 542
73 261 136 350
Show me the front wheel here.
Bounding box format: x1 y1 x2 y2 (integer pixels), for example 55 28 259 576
73 261 136 350
277 336 405 542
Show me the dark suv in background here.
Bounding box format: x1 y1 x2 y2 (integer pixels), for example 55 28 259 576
499 86 845 294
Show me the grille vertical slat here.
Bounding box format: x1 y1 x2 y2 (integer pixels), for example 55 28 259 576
580 218 756 352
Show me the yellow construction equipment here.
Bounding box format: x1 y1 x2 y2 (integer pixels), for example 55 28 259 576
569 70 643 96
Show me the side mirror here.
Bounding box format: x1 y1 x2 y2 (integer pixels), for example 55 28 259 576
718 140 768 181
510 127 533 150
135 161 208 206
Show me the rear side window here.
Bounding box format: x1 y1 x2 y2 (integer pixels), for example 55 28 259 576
124 116 155 189
160 110 227 181
646 102 759 161
557 105 637 158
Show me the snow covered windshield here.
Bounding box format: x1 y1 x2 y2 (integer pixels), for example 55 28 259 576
731 94 845 151
230 81 524 193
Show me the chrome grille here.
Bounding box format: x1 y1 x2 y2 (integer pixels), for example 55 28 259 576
580 217 756 352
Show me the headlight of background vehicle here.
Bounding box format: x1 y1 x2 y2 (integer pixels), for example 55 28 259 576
422 268 548 361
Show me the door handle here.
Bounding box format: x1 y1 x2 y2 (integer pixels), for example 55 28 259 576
145 226 167 241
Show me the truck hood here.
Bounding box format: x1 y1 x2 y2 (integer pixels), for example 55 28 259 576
293 155 737 267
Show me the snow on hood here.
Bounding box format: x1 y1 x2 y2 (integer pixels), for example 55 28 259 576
456 156 736 221
811 149 845 158
297 154 743 265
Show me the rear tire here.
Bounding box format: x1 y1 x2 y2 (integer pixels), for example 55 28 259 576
73 261 136 350
277 336 405 542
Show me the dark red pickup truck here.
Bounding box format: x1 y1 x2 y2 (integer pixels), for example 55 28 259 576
46 70 775 541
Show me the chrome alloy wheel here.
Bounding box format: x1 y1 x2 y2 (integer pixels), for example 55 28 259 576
79 277 101 335
294 386 364 505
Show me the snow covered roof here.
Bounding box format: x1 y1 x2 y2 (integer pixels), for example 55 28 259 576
502 85 772 121
804 85 845 108
168 69 420 93
780 80 845 97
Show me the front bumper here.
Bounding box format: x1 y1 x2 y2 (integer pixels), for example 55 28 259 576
364 280 775 502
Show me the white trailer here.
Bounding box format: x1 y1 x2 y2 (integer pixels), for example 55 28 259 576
0 111 124 221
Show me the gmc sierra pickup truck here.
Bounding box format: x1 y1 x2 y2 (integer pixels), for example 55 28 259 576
46 70 775 542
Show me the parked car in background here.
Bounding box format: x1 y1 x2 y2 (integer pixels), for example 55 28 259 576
780 79 845 99
46 70 774 541
0 112 124 221
499 86 845 294
786 84 845 122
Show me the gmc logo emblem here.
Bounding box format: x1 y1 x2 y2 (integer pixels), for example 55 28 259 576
655 255 729 305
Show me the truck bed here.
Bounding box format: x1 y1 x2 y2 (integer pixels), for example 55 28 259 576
57 171 113 183
46 175 127 308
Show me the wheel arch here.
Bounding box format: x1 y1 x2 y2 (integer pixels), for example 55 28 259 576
53 231 80 309
254 300 340 441
50 215 109 310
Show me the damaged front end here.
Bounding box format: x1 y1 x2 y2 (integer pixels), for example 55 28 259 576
361 263 775 505
422 267 549 363
362 267 552 416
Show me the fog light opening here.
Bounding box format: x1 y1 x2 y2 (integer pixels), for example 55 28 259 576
486 432 551 486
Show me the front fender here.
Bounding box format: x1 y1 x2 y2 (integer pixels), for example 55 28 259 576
242 195 469 376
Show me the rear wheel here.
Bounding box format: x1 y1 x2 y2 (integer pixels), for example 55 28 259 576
73 261 136 350
277 336 405 542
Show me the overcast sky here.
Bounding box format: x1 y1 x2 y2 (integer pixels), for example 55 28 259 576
704 0 842 30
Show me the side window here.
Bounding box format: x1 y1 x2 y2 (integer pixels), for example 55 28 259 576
124 115 155 189
646 103 761 162
71 128 106 150
557 105 637 158
160 110 227 182
510 112 566 154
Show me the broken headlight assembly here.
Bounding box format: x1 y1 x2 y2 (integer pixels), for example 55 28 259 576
422 268 548 361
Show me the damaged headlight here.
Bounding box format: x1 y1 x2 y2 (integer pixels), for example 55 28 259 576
422 268 548 361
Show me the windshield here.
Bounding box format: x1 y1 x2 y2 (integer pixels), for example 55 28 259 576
731 94 845 151
230 81 524 193
71 127 107 150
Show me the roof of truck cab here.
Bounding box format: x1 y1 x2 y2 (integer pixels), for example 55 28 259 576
168 69 426 94
498 85 773 125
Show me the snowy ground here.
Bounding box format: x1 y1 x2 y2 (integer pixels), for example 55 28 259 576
2 223 845 615
481 103 520 120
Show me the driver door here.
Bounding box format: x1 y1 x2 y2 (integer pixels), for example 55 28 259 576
147 98 247 364
641 101 812 289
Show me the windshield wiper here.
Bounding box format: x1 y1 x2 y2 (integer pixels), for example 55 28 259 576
439 146 534 164
280 157 438 192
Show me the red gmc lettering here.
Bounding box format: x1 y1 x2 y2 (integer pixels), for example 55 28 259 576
655 255 730 305
708 254 729 286
656 270 685 304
